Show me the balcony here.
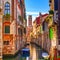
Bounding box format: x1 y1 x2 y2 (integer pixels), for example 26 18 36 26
3 34 13 54
3 34 13 41
3 14 11 22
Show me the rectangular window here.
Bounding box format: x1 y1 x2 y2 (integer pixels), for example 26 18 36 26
3 41 9 45
42 22 45 31
21 29 22 36
58 51 60 56
54 0 58 10
18 28 21 35
24 28 26 34
5 26 10 33
58 40 60 45
20 0 22 7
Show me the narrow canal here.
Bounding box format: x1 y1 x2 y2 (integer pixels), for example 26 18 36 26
3 44 46 60
3 53 26 60
30 44 45 60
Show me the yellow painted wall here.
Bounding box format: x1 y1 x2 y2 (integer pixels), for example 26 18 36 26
50 0 54 10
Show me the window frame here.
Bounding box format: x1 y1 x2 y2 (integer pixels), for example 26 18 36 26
4 2 10 15
4 26 10 33
3 41 9 45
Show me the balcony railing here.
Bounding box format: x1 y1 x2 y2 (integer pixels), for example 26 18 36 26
3 14 10 22
3 34 13 41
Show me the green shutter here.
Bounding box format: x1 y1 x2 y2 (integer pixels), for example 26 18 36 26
49 27 53 40
5 26 10 33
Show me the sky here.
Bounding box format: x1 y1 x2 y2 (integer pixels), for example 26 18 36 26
25 0 50 21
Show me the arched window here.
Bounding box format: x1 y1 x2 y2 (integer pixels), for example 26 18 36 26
4 2 10 14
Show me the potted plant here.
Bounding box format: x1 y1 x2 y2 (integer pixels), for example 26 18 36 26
3 14 10 20
49 10 54 15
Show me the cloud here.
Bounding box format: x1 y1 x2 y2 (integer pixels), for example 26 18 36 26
26 11 39 22
26 12 39 15
26 11 48 15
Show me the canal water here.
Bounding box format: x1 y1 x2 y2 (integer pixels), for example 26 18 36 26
3 54 26 60
2 44 46 60
30 44 45 60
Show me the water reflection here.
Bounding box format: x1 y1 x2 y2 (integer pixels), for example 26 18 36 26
30 44 45 60
3 54 26 60
3 44 45 60
0 58 2 60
